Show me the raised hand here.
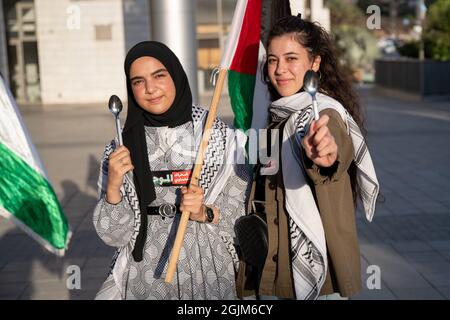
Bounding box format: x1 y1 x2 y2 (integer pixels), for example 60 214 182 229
301 114 338 168
180 185 206 223
106 146 134 204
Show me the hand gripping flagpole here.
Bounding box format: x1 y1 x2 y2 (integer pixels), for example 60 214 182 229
165 68 227 283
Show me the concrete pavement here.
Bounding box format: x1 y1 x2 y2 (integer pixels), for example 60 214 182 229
1 86 449 299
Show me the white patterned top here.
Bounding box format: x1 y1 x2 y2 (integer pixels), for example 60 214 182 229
93 116 250 300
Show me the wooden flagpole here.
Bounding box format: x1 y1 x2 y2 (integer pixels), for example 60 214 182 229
165 68 228 283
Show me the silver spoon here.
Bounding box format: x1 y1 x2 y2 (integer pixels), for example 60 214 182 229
303 70 320 121
108 95 124 145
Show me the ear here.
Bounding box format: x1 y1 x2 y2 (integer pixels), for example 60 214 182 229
312 55 321 72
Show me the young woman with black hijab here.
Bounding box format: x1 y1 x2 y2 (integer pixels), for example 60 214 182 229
93 41 250 300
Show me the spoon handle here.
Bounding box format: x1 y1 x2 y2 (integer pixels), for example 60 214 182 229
312 97 319 121
115 116 123 146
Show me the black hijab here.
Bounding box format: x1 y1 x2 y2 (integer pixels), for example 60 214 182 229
123 41 192 261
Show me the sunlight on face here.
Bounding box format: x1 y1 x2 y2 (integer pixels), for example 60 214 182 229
267 34 320 97
129 56 176 114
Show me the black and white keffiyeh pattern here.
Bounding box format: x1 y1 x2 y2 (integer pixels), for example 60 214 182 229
94 105 247 300
270 92 379 300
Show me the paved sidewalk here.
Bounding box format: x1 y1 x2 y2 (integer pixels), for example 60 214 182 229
0 87 449 299
352 88 450 300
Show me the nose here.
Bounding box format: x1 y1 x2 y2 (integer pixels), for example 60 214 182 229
275 60 286 75
145 80 156 95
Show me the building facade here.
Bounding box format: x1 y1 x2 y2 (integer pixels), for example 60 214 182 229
0 0 329 105
0 0 151 105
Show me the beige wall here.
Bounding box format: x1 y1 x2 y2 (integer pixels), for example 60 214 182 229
35 0 127 104
0 0 9 83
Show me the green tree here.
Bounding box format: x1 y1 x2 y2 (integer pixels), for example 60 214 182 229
326 0 366 26
424 0 450 61
334 25 379 81
325 0 379 81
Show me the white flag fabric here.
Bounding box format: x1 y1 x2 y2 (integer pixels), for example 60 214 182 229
0 76 70 256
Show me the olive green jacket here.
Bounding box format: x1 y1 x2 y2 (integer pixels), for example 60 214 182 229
236 109 361 299
302 109 360 297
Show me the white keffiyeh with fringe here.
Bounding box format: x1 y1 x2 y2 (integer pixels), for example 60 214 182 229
270 92 379 300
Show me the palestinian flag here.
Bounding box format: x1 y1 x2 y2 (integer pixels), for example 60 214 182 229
221 0 292 132
221 0 266 132
0 76 70 256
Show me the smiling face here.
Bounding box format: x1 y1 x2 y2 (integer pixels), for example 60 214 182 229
129 56 176 114
267 33 321 97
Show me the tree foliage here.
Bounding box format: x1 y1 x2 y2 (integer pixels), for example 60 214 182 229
325 0 379 81
423 0 450 61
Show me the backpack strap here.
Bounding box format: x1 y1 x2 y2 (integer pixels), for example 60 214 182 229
236 119 294 299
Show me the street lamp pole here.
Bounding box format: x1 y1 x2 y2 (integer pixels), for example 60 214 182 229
417 0 426 61
149 0 199 103
217 0 224 54
390 0 398 40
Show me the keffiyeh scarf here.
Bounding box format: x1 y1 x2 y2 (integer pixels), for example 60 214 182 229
95 105 247 299
270 92 379 299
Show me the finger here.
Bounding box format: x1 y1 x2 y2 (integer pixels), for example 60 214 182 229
110 147 130 160
180 206 193 215
181 187 188 194
117 155 132 165
183 200 202 211
110 146 126 157
181 192 204 203
302 131 315 149
116 145 130 153
317 144 337 158
182 193 204 202
313 125 330 146
188 185 203 194
109 153 127 165
306 120 317 137
315 114 330 131
120 164 134 175
188 185 199 192
301 137 314 157
110 156 131 169
310 149 319 159
315 135 331 153
182 193 196 201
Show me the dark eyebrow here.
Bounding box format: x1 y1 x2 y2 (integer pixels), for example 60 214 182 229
151 68 168 76
268 52 299 58
130 76 144 82
283 52 299 56
130 69 168 82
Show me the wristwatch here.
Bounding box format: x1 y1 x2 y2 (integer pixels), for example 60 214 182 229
204 205 214 223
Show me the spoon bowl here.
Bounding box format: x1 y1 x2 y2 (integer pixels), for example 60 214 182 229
108 95 123 117
108 95 124 145
303 70 320 97
303 70 320 120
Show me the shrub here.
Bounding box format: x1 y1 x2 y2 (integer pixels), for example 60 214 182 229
424 0 450 61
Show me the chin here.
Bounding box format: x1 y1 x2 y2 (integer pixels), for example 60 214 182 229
278 89 297 97
142 104 170 115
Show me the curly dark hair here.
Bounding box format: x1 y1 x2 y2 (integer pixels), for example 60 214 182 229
263 15 367 207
